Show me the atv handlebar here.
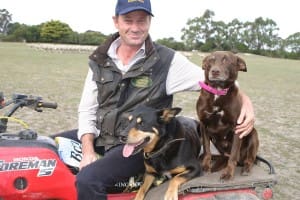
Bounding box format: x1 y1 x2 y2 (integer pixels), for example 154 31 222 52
0 92 57 133
0 92 57 112
37 101 58 109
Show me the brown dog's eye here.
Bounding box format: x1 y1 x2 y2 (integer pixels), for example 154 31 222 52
128 115 133 121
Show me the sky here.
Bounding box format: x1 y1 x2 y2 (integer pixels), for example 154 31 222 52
1 0 299 41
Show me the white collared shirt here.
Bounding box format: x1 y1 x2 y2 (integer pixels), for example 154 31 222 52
107 37 146 74
77 39 204 140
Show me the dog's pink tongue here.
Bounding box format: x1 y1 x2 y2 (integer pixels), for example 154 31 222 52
123 144 135 158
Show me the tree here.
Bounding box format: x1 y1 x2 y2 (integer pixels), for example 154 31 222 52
226 19 249 52
40 20 73 43
78 30 107 45
4 22 41 42
25 25 41 42
156 37 185 51
241 17 279 53
181 9 215 50
210 20 227 50
284 32 300 53
0 9 12 35
8 23 27 41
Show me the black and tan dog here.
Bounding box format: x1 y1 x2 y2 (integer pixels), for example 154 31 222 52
196 51 259 180
121 105 202 200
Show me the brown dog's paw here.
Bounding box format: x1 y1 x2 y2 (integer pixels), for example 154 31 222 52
241 159 254 176
201 156 212 172
201 162 212 173
220 166 234 181
241 170 250 176
241 166 252 176
220 172 233 181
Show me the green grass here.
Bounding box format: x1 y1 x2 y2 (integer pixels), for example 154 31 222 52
1 42 300 199
1 42 91 133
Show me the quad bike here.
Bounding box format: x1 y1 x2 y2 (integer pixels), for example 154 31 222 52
0 92 277 200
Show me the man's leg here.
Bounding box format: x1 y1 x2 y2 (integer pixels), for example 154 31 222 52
76 144 145 200
50 129 79 141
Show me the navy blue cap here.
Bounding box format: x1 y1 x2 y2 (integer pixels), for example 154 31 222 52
115 0 153 16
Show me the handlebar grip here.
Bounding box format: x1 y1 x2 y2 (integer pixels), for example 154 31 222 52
37 102 58 109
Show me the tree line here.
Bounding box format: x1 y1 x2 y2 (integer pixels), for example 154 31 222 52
1 9 299 59
0 9 108 45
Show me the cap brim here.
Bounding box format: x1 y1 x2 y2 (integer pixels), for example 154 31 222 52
118 7 154 16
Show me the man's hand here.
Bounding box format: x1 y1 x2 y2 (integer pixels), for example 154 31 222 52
235 92 255 138
79 133 98 170
79 151 99 170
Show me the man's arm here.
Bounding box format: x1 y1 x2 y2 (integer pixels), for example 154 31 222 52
79 133 99 170
166 52 204 95
78 68 100 170
235 91 255 138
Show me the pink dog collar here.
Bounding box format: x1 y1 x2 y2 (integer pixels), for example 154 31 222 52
198 81 229 96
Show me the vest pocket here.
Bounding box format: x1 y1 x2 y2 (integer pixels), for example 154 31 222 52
93 68 114 84
94 69 116 103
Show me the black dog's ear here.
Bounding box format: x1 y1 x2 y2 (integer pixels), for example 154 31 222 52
157 107 182 123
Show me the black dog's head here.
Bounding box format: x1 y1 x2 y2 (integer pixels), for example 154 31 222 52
202 51 247 87
121 105 181 158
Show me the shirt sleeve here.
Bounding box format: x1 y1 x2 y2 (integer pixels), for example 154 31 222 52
77 68 100 140
166 51 204 95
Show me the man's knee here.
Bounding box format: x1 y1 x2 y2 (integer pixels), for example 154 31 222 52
76 168 107 199
76 167 102 186
51 129 79 141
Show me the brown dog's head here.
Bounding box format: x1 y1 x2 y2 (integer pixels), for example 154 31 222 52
202 51 246 86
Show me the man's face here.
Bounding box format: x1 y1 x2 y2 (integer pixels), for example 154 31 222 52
113 10 151 47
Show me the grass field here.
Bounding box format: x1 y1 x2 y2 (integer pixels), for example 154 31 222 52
1 42 299 199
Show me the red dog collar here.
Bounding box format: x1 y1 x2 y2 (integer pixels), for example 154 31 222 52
198 81 229 96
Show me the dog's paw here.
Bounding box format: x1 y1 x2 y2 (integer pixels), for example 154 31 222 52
164 193 178 200
164 190 178 200
164 184 179 200
241 166 251 176
202 164 212 173
201 157 212 172
220 167 234 181
134 190 145 200
241 171 250 176
220 172 233 181
201 160 212 172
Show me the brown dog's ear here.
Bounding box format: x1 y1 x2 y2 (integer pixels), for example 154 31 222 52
202 55 211 70
158 107 182 123
237 56 247 72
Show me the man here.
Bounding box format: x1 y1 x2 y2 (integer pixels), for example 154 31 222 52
64 0 255 199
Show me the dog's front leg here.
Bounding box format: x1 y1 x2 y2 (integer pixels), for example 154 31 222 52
164 174 188 200
201 126 212 172
241 129 259 176
221 134 242 180
134 173 155 200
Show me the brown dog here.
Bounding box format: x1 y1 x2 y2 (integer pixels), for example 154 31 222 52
196 51 259 180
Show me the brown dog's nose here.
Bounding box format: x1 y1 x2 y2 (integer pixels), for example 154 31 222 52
211 68 220 77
